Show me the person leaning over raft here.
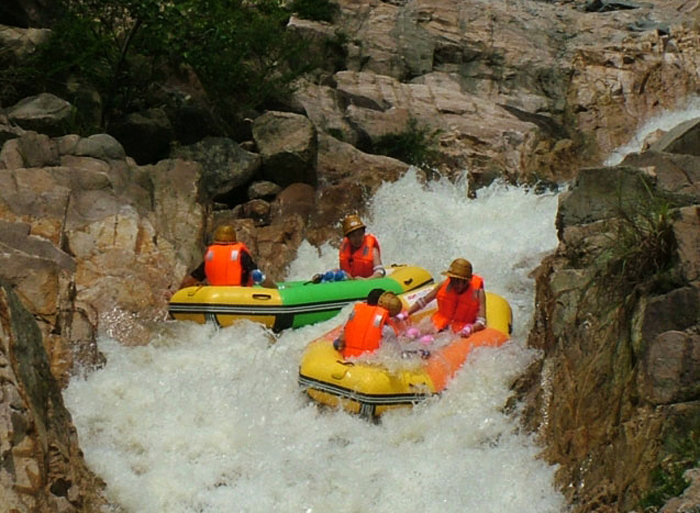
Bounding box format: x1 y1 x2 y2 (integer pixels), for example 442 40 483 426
178 225 277 290
403 258 486 337
338 214 385 280
333 290 405 358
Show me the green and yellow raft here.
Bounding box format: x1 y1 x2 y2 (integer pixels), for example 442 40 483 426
298 291 512 418
168 264 433 331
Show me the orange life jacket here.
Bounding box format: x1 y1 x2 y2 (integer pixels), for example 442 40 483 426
339 234 381 278
342 302 396 358
203 242 252 286
431 275 484 333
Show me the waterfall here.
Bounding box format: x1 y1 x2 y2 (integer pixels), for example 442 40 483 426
604 95 700 166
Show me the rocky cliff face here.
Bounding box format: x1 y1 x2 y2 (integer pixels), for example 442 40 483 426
293 0 700 185
518 122 700 511
0 282 106 511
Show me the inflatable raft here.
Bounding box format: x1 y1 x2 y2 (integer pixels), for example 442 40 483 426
168 264 433 331
298 291 512 418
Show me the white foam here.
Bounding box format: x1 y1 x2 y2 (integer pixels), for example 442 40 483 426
64 170 566 512
605 95 700 166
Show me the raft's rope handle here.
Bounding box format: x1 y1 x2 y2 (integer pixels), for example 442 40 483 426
187 285 205 297
331 360 354 380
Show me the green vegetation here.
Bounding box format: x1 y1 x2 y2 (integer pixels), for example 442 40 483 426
0 0 337 132
599 178 678 296
639 430 699 511
371 117 442 169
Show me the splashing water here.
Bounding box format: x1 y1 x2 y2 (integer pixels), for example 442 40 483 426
605 95 700 166
64 170 566 512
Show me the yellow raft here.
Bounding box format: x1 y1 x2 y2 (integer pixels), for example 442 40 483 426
298 291 512 418
168 264 433 331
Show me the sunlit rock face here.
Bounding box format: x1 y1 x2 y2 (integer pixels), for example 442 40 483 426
0 283 107 511
520 121 700 512
293 0 699 184
0 132 205 377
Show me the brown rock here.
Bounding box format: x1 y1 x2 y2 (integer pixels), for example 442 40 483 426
0 283 107 511
270 182 316 223
640 331 700 404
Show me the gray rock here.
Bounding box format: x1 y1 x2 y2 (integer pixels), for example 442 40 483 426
252 111 318 188
649 117 700 157
6 93 73 137
247 180 282 200
171 137 261 201
108 108 175 164
75 134 126 161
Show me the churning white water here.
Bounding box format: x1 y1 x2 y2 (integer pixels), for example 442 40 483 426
64 170 566 512
605 95 700 166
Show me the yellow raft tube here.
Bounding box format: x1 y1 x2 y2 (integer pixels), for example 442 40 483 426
169 264 433 332
298 291 512 418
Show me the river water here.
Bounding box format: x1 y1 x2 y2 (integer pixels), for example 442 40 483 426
63 96 700 513
64 170 566 512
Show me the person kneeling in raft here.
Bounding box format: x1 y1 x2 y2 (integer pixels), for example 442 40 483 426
177 225 277 290
400 258 486 341
312 214 386 284
333 290 408 358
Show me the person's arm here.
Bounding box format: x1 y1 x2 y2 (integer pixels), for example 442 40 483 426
189 262 206 283
241 250 278 289
165 261 204 300
407 283 440 315
473 289 487 332
369 247 386 279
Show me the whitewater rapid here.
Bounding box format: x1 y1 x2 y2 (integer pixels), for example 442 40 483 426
63 94 700 513
64 171 565 513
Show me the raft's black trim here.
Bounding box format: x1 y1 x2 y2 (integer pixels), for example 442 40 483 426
169 275 435 331
298 373 431 406
169 276 434 316
272 313 296 332
205 312 221 327
168 297 357 316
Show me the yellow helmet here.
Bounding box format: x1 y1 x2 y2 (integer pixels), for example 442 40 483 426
377 291 402 317
442 258 472 280
342 214 366 236
213 225 236 243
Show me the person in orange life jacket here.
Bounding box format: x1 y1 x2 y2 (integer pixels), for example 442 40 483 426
338 214 385 280
178 225 277 290
402 258 486 338
333 290 406 358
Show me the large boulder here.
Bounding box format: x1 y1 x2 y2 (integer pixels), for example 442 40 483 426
252 111 318 187
0 133 205 357
520 145 700 511
649 117 700 157
107 108 175 165
5 93 73 137
0 24 50 58
171 136 261 202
